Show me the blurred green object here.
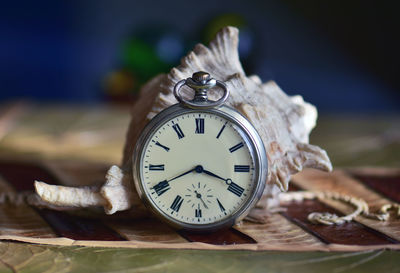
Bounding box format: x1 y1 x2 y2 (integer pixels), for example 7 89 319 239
122 38 168 82
122 26 185 83
104 26 186 101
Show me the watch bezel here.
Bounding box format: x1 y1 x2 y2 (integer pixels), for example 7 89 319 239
132 103 267 232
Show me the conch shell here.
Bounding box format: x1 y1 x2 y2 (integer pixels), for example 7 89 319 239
34 26 332 219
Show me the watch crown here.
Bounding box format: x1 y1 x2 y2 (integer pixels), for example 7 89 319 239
186 71 216 102
192 71 211 84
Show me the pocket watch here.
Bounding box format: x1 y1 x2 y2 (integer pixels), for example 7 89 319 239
132 71 267 232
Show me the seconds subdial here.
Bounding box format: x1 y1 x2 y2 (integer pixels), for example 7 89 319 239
185 182 213 221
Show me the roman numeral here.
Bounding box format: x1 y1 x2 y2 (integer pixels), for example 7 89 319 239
172 124 185 139
217 198 226 214
154 141 170 152
234 165 250 172
227 181 244 197
195 208 202 218
195 118 204 134
229 142 244 153
216 122 227 139
152 180 170 196
170 195 184 212
149 164 164 171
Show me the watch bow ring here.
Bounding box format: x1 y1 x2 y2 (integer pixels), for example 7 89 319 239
173 71 229 109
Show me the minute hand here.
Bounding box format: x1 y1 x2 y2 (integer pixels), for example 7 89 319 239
151 166 197 194
167 167 197 183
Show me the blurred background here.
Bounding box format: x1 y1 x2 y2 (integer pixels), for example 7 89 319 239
0 0 399 112
0 0 399 167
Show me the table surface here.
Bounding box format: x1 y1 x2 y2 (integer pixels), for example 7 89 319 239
0 102 399 273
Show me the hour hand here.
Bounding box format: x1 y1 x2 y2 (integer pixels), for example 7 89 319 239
199 167 245 197
198 167 226 182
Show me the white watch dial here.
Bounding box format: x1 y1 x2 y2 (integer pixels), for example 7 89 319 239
139 112 256 225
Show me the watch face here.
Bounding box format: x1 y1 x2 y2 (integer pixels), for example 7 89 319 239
137 110 261 229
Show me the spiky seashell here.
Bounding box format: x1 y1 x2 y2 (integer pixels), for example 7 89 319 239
34 26 332 220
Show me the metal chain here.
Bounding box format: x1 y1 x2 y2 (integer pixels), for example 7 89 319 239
279 191 400 225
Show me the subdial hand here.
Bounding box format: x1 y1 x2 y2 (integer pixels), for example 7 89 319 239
194 190 208 209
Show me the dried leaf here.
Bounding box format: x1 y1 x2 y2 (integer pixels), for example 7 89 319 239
1 242 399 273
